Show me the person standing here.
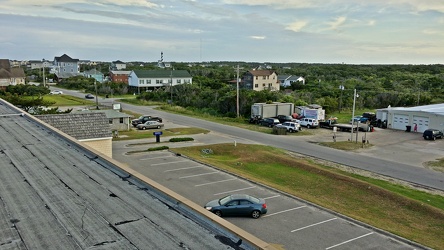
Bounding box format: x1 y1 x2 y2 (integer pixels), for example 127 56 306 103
414 123 418 132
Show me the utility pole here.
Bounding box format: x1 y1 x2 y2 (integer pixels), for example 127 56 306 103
170 67 173 105
236 65 239 118
350 89 357 142
42 59 46 87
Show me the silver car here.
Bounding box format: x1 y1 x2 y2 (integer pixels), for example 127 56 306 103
136 121 164 130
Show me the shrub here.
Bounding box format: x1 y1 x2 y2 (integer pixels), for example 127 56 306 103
147 146 169 151
169 137 194 142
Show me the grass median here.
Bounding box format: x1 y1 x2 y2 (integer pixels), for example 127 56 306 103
170 143 444 250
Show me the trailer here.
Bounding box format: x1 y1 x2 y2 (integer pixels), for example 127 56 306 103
250 102 295 123
319 118 370 132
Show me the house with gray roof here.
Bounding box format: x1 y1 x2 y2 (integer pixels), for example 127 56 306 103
53 54 81 82
72 109 133 131
278 75 305 87
128 69 192 94
0 59 26 89
35 112 113 157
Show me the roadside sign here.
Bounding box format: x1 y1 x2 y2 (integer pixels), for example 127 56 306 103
153 131 163 136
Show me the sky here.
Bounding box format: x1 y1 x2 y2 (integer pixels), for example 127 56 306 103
1 0 444 64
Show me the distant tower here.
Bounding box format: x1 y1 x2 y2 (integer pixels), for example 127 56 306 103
158 52 165 68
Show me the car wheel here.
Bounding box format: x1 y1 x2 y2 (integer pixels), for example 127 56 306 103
268 124 272 128
157 126 160 129
433 136 436 141
142 127 146 130
251 210 261 219
307 124 311 129
214 210 222 217
289 129 294 133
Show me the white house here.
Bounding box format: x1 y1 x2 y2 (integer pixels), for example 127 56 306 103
278 75 305 87
128 70 192 94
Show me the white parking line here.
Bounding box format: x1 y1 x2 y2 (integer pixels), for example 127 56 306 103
141 155 175 160
179 171 220 179
214 186 256 196
195 178 237 187
325 232 374 249
291 218 337 232
263 195 281 200
151 160 189 166
263 206 306 218
164 166 204 172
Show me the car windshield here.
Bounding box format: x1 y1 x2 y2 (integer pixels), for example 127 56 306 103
138 116 144 119
219 195 232 205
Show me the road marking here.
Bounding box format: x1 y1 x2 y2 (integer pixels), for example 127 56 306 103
214 186 256 196
291 218 337 232
263 206 306 217
179 171 220 179
164 166 204 172
325 232 374 249
151 160 188 166
263 195 280 200
195 178 237 187
141 155 174 160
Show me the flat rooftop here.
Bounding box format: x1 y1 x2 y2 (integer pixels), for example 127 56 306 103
0 99 265 249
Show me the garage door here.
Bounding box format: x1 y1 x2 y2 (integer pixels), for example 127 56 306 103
393 114 409 130
413 116 429 133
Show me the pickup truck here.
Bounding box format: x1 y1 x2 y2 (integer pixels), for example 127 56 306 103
131 115 163 127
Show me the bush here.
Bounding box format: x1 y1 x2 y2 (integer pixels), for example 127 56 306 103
169 137 194 142
147 146 169 151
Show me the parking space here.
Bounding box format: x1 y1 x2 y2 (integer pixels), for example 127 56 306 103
113 148 417 249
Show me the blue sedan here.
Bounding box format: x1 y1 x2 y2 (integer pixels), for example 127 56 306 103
204 194 267 219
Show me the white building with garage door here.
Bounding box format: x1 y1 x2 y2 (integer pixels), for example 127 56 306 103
376 103 444 133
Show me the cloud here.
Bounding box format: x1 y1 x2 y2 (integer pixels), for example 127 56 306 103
285 21 308 32
327 16 347 31
250 36 266 40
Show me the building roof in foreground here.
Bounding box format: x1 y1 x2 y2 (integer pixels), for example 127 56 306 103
0 98 263 250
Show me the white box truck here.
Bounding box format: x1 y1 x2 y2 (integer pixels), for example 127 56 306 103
250 102 295 123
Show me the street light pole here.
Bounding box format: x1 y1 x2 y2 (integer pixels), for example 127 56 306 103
350 89 357 142
170 68 173 105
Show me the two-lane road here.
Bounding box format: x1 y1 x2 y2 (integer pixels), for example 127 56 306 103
51 87 444 191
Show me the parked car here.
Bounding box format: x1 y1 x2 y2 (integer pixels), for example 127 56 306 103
204 194 267 219
136 121 164 130
260 118 280 128
423 129 443 140
50 90 63 95
275 121 301 133
85 93 95 99
276 115 295 123
298 118 319 128
131 115 163 127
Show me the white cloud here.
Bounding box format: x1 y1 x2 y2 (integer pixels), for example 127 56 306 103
327 16 347 31
285 21 308 32
250 36 266 40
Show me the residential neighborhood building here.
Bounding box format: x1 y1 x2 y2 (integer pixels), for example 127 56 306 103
0 59 26 89
241 69 280 91
110 70 131 83
53 54 81 82
35 112 113 158
29 59 52 70
128 69 192 93
111 60 126 70
83 69 105 83
278 75 305 87
73 109 133 131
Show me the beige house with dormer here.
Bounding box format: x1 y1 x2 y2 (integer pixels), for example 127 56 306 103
241 70 280 91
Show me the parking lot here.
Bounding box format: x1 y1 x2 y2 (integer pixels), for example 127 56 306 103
113 142 421 249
